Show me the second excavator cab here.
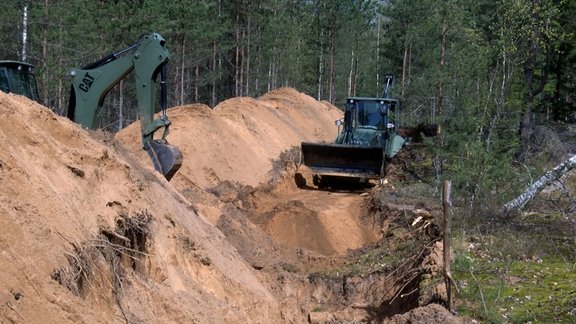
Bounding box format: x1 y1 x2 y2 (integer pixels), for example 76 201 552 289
0 60 40 102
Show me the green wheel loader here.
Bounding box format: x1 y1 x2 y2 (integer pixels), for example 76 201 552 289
296 76 409 189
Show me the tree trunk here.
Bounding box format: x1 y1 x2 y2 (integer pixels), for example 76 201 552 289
41 0 49 106
329 27 336 103
235 10 240 97
194 65 199 102
401 39 411 100
442 180 455 313
317 43 323 101
245 14 251 96
240 27 245 97
255 26 261 95
503 154 576 213
376 16 380 94
211 39 217 107
56 15 63 113
180 37 186 106
518 0 547 163
436 21 448 117
316 3 324 101
20 4 28 62
347 49 354 97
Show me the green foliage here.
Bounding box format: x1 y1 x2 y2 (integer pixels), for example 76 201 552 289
441 112 520 209
0 1 25 59
0 0 574 210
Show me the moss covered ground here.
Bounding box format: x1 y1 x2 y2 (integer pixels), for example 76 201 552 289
453 211 576 323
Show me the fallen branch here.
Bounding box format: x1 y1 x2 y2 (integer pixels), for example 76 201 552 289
101 229 130 243
503 154 576 213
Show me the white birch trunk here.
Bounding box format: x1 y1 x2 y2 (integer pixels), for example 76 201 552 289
503 154 576 213
21 5 28 61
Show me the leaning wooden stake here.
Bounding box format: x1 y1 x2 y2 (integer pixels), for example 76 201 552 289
442 180 459 313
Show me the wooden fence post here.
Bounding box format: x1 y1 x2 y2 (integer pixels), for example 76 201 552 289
443 180 454 313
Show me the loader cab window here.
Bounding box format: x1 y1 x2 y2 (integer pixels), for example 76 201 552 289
26 72 40 101
0 70 9 94
346 98 398 130
0 63 40 101
12 67 39 101
357 101 385 129
13 68 29 97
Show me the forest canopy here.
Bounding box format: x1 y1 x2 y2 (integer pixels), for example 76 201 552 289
1 0 575 210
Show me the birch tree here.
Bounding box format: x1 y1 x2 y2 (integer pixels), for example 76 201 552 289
504 155 576 213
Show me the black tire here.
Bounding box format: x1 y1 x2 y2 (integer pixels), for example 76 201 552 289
294 173 307 188
315 175 329 189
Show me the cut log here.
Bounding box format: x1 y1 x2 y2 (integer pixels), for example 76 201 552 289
503 154 576 213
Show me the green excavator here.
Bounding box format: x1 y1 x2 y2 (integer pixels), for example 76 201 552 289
64 32 182 180
0 33 183 181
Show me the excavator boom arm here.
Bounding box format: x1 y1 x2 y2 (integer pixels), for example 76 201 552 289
65 33 182 180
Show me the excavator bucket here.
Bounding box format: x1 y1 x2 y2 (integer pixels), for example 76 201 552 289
300 142 384 179
144 140 183 181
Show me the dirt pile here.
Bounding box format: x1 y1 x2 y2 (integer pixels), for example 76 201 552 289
116 87 342 191
0 88 341 323
0 87 463 323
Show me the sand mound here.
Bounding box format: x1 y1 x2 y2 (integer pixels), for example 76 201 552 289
116 87 342 190
0 88 342 323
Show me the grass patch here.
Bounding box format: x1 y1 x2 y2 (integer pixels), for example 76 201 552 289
452 212 576 323
455 255 576 323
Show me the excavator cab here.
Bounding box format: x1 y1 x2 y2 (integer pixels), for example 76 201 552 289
0 60 40 102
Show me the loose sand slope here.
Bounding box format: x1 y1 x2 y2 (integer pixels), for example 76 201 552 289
0 88 343 323
116 87 342 190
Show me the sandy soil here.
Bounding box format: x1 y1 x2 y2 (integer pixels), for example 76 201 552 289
0 87 465 323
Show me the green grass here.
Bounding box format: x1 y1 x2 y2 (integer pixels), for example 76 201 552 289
451 220 576 323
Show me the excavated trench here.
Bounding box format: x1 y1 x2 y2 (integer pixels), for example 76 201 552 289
1 87 466 323
49 148 450 322
203 151 449 322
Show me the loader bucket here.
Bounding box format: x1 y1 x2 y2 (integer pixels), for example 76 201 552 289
300 142 384 179
144 140 183 181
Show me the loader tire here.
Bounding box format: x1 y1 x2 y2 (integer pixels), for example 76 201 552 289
294 173 307 188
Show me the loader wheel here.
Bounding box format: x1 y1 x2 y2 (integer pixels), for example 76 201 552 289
313 175 328 189
313 175 321 187
294 173 307 188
